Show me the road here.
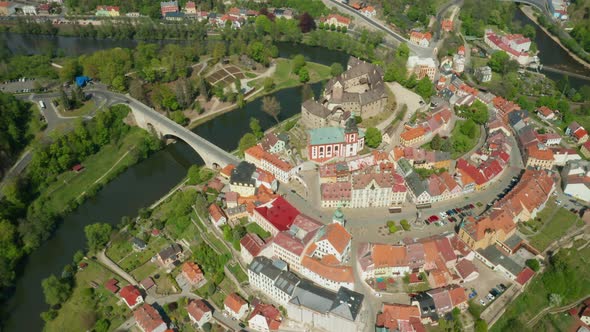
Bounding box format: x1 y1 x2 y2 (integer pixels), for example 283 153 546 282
322 0 435 58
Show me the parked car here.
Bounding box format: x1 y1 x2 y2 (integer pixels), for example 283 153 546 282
479 299 487 306
490 289 500 297
498 284 507 291
487 293 495 301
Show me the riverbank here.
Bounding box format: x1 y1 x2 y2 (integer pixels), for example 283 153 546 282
521 6 590 71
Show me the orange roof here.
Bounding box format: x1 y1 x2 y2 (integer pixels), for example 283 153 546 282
537 106 554 117
262 152 292 172
224 293 247 313
187 299 211 321
325 14 351 25
220 164 235 178
421 240 438 266
182 262 204 283
372 244 407 268
361 5 375 12
237 185 278 209
400 127 426 142
410 31 432 41
317 223 351 256
208 204 226 222
574 128 588 140
527 145 554 161
245 145 265 161
301 256 354 283
448 286 467 307
429 270 448 287
376 303 423 331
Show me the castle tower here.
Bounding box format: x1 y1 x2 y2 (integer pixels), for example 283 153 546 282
332 207 345 226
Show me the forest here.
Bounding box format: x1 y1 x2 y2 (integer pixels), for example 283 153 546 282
0 93 35 178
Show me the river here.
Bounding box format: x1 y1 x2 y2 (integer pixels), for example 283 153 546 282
512 9 590 89
2 35 346 332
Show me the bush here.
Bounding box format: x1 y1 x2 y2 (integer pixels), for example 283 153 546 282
386 221 398 234
400 219 410 231
526 258 541 272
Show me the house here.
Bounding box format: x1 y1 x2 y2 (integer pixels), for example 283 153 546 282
160 1 178 17
407 56 437 81
566 122 589 143
22 5 36 15
208 203 227 227
134 303 167 332
360 5 376 18
120 285 143 309
96 5 120 16
561 160 590 202
240 233 266 264
536 106 555 121
187 299 212 327
181 262 206 288
157 243 184 267
410 31 432 47
476 245 526 280
224 293 248 319
454 259 479 282
184 1 196 15
165 11 185 20
441 19 454 32
400 127 427 146
0 2 15 16
526 144 554 170
225 205 248 226
104 278 119 293
580 307 590 325
131 237 147 251
475 66 492 83
375 303 424 332
459 213 516 251
230 162 258 196
261 132 287 154
299 255 354 291
581 141 590 158
287 282 364 332
322 14 351 29
310 223 351 263
248 303 282 332
251 196 300 237
248 257 300 304
484 30 532 65
244 145 293 183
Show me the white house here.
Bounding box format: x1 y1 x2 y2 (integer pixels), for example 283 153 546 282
310 223 351 263
187 300 212 327
224 293 248 320
22 5 37 15
360 6 376 18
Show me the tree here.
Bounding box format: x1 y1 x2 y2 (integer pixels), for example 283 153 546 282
263 77 275 92
292 54 306 75
488 51 510 73
299 12 316 33
60 58 81 83
187 165 201 185
42 274 72 306
298 67 310 83
60 89 71 111
431 134 443 150
262 96 281 123
365 127 382 148
526 259 540 272
94 319 110 332
474 319 488 332
415 77 435 99
238 133 258 156
84 223 112 252
330 62 344 77
250 118 263 139
460 119 477 139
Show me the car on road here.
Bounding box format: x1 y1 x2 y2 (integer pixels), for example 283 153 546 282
374 292 382 297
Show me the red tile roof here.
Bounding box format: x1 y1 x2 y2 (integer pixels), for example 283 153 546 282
208 204 226 222
120 285 142 307
248 303 282 330
301 256 354 283
240 233 266 255
515 267 535 285
324 14 351 25
254 196 299 232
187 299 211 322
317 223 351 256
376 303 424 332
527 145 554 161
134 304 166 332
224 293 247 314
400 127 426 142
182 262 205 284
448 286 467 307
104 278 119 293
454 259 477 279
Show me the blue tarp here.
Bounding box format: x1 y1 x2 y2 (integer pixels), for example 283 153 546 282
75 76 91 87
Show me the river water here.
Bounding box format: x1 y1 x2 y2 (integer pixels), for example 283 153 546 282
1 34 346 331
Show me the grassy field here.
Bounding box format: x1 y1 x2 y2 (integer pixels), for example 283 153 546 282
249 58 332 92
58 100 99 117
246 223 272 241
228 263 248 284
451 120 481 158
45 260 131 332
491 245 590 331
38 128 149 213
117 236 168 272
522 199 581 251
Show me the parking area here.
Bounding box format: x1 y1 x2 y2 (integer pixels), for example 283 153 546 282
463 259 513 308
0 78 41 93
424 202 480 226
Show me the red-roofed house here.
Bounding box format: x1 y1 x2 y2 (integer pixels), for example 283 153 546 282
376 303 425 332
104 278 119 293
454 259 479 282
322 14 351 29
567 122 589 143
536 106 555 121
240 233 266 264
181 262 206 288
360 6 376 18
183 1 196 14
526 144 554 170
442 19 453 32
448 286 468 311
224 293 248 319
310 223 352 263
208 204 227 228
410 31 432 47
251 196 300 237
134 303 167 332
187 299 212 327
248 303 282 332
120 285 143 309
515 267 535 286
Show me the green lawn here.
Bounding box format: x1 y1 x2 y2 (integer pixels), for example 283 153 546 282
58 100 99 117
228 263 248 284
251 58 332 92
246 223 272 240
130 261 159 282
210 278 239 309
527 200 579 251
491 246 590 331
450 120 481 158
121 236 168 273
38 128 149 213
45 260 131 332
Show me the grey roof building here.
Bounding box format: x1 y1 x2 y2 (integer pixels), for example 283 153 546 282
230 161 257 187
248 256 299 305
477 245 524 279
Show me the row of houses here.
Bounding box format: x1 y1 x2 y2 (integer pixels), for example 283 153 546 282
399 104 453 147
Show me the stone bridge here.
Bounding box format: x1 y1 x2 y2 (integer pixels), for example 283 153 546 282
124 94 239 168
499 0 549 14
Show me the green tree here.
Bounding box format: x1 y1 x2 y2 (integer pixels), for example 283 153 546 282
460 119 477 139
431 134 443 150
488 51 510 73
292 54 306 75
262 96 281 123
94 318 110 332
238 133 258 156
250 118 263 139
475 319 488 332
365 127 382 148
415 77 435 99
59 58 81 83
84 223 112 252
330 62 344 76
42 274 72 306
298 67 310 83
526 258 540 272
263 77 275 92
